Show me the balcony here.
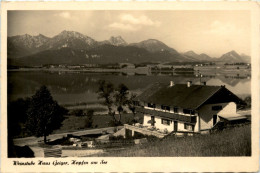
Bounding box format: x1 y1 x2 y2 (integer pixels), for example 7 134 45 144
124 124 199 138
136 107 197 123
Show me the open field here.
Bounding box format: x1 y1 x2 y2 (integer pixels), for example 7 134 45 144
95 124 251 156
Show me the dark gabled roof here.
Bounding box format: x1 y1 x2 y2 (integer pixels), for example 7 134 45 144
136 82 167 101
136 83 242 110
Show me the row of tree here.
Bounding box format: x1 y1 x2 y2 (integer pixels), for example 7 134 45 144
97 80 137 126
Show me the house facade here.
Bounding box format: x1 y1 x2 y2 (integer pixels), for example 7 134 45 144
135 81 245 134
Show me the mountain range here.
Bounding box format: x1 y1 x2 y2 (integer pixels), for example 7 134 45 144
8 30 250 66
183 51 213 62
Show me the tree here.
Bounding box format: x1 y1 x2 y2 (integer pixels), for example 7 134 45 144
127 93 138 124
73 109 85 117
8 98 31 137
97 80 116 121
8 98 31 157
25 86 67 143
84 109 94 128
114 84 129 123
244 96 251 108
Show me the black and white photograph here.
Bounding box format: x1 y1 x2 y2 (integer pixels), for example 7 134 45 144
1 2 259 172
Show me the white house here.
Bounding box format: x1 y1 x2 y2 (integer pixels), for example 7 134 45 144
134 81 246 135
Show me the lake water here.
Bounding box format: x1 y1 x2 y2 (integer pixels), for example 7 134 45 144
8 71 251 105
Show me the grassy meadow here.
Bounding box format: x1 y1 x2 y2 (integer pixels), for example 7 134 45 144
96 124 251 156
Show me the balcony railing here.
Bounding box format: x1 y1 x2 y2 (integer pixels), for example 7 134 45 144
136 107 197 123
124 124 167 138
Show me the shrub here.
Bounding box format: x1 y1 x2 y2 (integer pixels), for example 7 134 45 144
244 96 251 108
73 109 85 117
108 120 122 127
84 109 94 128
163 128 168 134
145 135 159 143
109 135 124 141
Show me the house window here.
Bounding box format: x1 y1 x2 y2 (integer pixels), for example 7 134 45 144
148 103 156 108
161 105 170 111
173 107 178 113
183 109 195 115
212 105 222 111
184 123 194 131
161 119 171 125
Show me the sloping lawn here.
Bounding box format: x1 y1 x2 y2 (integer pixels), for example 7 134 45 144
96 124 251 156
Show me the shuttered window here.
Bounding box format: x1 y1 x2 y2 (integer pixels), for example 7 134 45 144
148 103 156 108
183 109 195 115
173 107 178 113
161 105 171 111
161 119 171 125
184 123 194 131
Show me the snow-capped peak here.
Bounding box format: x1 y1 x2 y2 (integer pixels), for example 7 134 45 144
108 36 127 46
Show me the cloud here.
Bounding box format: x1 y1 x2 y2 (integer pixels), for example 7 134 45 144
207 20 242 36
108 14 160 31
108 23 138 31
120 14 160 26
56 12 72 19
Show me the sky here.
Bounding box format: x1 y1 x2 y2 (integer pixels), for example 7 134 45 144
8 10 250 57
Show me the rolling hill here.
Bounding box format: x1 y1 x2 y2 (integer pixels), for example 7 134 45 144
183 51 213 62
218 50 248 63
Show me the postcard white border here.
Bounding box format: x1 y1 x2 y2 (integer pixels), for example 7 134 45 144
1 1 259 172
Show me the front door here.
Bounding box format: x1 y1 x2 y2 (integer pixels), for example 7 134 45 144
151 116 155 126
174 121 178 131
213 115 217 126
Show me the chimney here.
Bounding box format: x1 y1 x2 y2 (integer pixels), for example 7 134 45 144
170 81 174 87
187 81 192 87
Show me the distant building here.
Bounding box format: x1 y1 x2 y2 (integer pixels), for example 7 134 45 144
133 81 246 135
84 64 99 67
119 63 135 69
67 65 82 69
